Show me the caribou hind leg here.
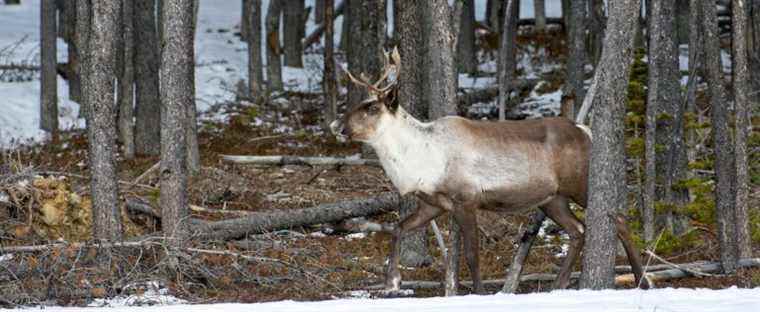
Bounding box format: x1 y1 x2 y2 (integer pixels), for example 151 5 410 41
541 196 585 290
612 213 652 289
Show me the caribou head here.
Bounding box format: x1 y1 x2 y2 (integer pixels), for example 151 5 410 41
330 48 401 143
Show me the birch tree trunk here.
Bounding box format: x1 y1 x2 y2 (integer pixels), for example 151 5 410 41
119 0 136 160
266 0 283 91
703 0 738 273
497 0 518 121
731 0 752 260
88 0 123 242
580 0 641 290
160 0 194 246
40 0 58 134
134 0 162 156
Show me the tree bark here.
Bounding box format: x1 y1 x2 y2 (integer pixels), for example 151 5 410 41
497 0 518 121
323 0 337 126
456 0 476 74
266 0 283 91
587 0 605 66
241 0 250 41
75 0 91 119
134 0 162 156
282 0 304 67
534 0 547 33
750 0 760 105
685 0 705 166
315 0 325 24
160 0 194 246
567 0 587 117
346 0 386 108
40 0 58 134
119 0 136 160
62 0 82 104
247 0 264 96
87 0 123 242
732 0 752 260
580 0 641 290
704 0 739 274
423 0 458 120
195 193 401 240
339 0 350 51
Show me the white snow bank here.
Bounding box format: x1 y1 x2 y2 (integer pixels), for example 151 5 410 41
27 287 760 312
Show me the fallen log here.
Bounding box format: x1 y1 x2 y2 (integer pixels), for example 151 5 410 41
366 258 760 291
221 155 381 167
193 192 401 240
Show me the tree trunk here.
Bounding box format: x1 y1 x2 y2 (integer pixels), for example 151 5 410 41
88 0 123 242
675 0 690 44
247 0 264 96
195 193 402 240
685 0 705 165
703 0 738 273
535 0 547 33
346 0 386 108
283 0 304 67
488 0 502 34
423 0 459 119
497 0 518 121
62 0 82 104
119 0 136 160
186 0 200 174
160 0 194 246
579 0 641 290
647 0 689 239
40 0 58 134
323 0 337 126
315 0 325 24
134 0 162 156
732 0 752 260
587 0 605 66
750 1 760 105
339 0 350 51
567 0 587 117
241 0 250 41
266 0 283 91
395 0 433 268
75 0 91 119
456 0 476 74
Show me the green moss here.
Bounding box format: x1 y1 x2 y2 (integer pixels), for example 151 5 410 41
750 209 760 244
626 137 645 157
688 159 714 170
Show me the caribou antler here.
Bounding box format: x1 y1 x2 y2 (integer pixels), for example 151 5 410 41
342 47 401 95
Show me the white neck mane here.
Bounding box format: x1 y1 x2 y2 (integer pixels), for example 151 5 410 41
368 107 447 195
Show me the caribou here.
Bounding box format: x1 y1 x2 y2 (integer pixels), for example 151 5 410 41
330 49 650 294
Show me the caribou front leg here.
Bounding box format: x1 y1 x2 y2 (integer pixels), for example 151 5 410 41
385 199 444 291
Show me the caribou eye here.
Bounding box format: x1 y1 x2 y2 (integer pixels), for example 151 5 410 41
367 104 380 115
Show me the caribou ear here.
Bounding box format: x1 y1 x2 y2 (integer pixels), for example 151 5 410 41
383 86 399 113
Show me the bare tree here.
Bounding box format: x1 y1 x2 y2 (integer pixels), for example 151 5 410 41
61 0 81 104
534 0 547 33
395 0 433 269
580 0 641 290
283 0 304 67
119 0 136 160
703 0 739 273
566 0 587 119
40 0 58 135
159 0 194 246
247 0 264 96
346 0 386 109
497 0 518 121
587 0 606 66
323 0 337 125
241 0 250 41
457 0 476 74
87 0 123 241
75 0 91 119
315 0 325 24
732 0 752 260
685 0 705 164
266 0 283 91
134 0 162 156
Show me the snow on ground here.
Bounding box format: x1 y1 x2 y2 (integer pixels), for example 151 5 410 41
25 287 760 312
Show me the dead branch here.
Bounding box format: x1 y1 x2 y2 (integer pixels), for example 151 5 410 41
189 204 255 216
193 192 401 240
133 161 160 184
221 155 381 167
0 63 39 71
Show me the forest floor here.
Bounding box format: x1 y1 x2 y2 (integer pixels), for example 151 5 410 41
1 0 760 308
